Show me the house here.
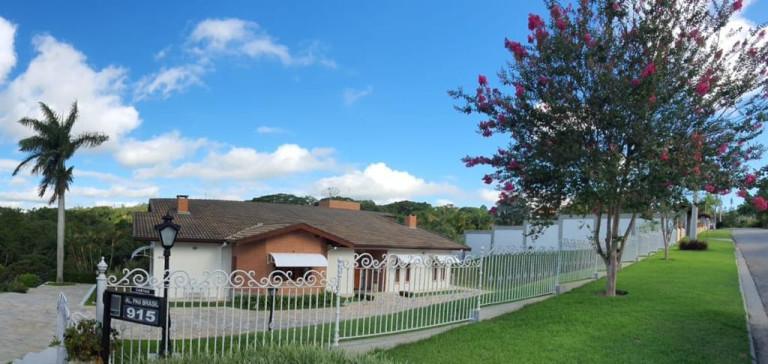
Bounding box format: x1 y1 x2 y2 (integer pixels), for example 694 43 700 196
132 196 469 296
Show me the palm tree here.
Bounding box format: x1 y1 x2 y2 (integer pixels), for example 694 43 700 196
13 102 109 283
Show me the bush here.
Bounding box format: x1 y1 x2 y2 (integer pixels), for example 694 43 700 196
137 344 394 364
679 239 708 250
63 319 119 362
18 273 40 288
0 254 55 283
64 270 97 284
7 280 28 293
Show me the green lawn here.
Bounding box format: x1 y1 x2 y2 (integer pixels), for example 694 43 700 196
384 229 750 364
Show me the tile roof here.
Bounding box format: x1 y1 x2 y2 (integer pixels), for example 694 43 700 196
133 199 469 251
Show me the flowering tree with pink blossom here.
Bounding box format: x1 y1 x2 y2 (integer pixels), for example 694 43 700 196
453 0 767 295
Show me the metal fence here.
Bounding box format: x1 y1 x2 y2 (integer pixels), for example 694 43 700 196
95 231 672 362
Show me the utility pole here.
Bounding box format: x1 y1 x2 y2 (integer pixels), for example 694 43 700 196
689 190 698 240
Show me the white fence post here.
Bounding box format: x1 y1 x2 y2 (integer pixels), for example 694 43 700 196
56 292 69 364
95 257 107 323
332 257 343 347
554 218 563 294
471 247 485 322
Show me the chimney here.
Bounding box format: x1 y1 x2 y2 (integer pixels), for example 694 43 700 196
405 214 417 228
177 195 189 214
318 199 360 211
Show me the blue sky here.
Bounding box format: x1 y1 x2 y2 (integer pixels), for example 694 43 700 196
0 1 765 209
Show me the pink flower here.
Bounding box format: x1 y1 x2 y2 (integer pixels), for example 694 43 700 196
515 83 525 98
505 39 528 60
556 19 566 31
734 0 744 11
528 14 545 30
649 93 657 104
504 182 515 191
632 78 640 86
719 143 727 155
705 184 716 193
584 33 592 43
478 74 488 86
663 181 673 189
539 75 549 84
483 175 494 184
738 189 748 198
746 173 757 186
719 189 731 196
753 196 768 211
613 2 621 11
550 5 563 19
695 80 710 96
489 207 498 215
661 151 669 161
641 63 657 78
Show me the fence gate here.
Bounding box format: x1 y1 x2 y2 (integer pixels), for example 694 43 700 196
104 267 337 362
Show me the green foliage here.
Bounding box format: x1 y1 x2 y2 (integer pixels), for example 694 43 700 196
679 239 708 250
0 205 147 284
385 234 749 363
6 280 28 293
63 319 119 362
17 273 40 288
137 345 394 364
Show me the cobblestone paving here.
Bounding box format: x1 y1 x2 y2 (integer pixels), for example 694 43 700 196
0 283 94 362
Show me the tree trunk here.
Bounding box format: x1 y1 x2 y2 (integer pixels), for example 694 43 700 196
689 191 698 241
604 250 618 296
661 215 670 261
56 193 65 283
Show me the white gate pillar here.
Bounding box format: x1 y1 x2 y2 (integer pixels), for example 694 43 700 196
96 257 108 323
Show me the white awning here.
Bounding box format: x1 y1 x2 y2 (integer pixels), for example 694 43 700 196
269 253 328 267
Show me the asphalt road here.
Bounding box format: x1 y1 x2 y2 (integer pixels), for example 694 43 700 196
733 228 768 363
734 229 768 312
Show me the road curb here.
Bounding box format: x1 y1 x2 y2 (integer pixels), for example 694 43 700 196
734 240 768 363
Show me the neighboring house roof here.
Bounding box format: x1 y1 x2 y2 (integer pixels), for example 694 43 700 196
133 198 469 251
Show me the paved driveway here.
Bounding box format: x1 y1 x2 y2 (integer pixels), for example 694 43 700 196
0 283 94 362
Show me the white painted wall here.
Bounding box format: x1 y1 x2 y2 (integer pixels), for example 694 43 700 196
327 247 356 296
151 241 228 298
493 227 525 250
464 231 492 255
383 249 454 293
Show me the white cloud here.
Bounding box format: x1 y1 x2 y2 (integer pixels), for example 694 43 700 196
436 199 455 207
315 163 458 203
115 130 208 168
70 185 159 199
7 175 26 186
134 64 206 100
0 17 17 84
256 126 287 134
0 158 18 172
188 18 334 67
343 86 373 106
136 143 336 180
0 33 141 146
479 189 499 204
92 200 144 208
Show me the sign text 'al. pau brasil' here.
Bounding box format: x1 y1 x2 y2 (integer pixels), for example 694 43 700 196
107 290 165 327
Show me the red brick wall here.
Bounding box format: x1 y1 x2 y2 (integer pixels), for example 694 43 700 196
233 230 328 280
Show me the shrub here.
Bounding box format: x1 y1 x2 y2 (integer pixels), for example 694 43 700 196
0 254 55 283
137 344 394 364
64 270 97 284
7 280 28 293
63 319 119 362
17 273 40 288
679 239 708 250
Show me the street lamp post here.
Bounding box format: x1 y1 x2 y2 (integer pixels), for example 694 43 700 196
155 213 179 358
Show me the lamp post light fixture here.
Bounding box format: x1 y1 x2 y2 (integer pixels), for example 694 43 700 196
155 212 179 358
